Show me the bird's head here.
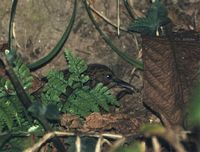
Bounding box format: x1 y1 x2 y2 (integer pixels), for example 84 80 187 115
86 64 136 94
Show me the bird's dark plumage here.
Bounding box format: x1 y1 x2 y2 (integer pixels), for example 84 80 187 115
85 64 136 92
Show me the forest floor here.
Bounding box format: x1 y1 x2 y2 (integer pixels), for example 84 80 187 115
1 0 200 151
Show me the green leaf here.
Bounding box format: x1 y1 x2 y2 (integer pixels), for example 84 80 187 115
64 83 117 117
128 0 171 36
0 103 13 129
41 50 118 118
140 124 165 135
0 77 27 130
12 54 33 91
188 84 200 126
64 50 89 88
115 142 145 152
41 70 67 107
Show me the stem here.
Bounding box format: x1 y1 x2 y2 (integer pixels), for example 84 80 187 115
123 0 135 19
83 0 143 70
8 0 18 51
28 0 77 70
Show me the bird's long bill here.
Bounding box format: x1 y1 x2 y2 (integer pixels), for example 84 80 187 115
113 78 136 93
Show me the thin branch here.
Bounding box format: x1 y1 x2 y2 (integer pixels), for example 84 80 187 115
117 0 120 35
88 3 128 32
84 0 143 69
24 131 124 152
75 136 81 152
152 136 161 152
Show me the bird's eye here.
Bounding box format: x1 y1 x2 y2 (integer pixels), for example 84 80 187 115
106 74 112 79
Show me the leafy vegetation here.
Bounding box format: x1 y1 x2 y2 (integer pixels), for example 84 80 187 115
128 0 171 36
42 50 118 117
64 83 118 117
0 49 118 151
0 49 118 130
0 53 33 131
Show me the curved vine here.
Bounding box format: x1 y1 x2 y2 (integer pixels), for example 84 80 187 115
123 0 135 19
27 0 77 70
8 0 18 51
83 0 143 70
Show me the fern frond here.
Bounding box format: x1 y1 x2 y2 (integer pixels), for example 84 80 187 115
0 101 14 130
65 50 87 74
0 78 16 130
64 50 89 87
41 70 68 107
90 83 118 111
0 78 27 130
64 83 118 117
65 87 99 117
0 52 33 131
41 50 118 118
13 55 33 90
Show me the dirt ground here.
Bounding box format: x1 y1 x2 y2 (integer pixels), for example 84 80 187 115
1 0 200 134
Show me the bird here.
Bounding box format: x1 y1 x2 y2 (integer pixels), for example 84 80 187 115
82 64 136 99
41 63 136 100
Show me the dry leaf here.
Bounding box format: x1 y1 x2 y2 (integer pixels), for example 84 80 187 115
60 114 81 129
83 113 141 134
142 31 200 127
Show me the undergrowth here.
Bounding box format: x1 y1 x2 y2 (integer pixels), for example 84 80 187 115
0 49 118 134
0 49 118 151
42 50 118 117
0 54 33 131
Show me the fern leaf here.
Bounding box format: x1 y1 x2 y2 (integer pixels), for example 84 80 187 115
64 50 89 87
40 50 118 118
0 102 14 130
91 83 118 111
0 78 26 130
0 79 15 130
41 70 68 108
0 52 33 131
13 55 33 90
64 83 118 117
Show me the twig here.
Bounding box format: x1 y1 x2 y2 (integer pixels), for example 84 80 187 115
75 136 81 152
88 2 128 32
23 132 75 152
84 0 144 69
108 137 126 152
12 23 22 49
95 136 102 152
117 0 120 35
143 126 187 152
23 131 124 152
123 0 135 19
152 136 161 152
